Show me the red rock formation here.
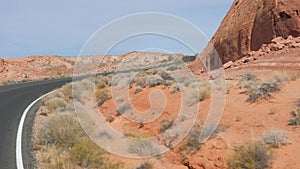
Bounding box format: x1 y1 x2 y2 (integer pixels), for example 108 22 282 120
0 58 4 73
210 0 300 63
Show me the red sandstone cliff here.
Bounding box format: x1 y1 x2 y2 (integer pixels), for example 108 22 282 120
210 0 300 63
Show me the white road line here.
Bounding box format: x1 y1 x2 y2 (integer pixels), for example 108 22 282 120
16 91 54 169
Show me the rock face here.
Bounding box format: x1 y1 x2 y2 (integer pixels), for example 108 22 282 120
211 0 300 63
0 58 4 73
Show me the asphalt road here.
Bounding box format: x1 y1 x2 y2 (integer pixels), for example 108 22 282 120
0 78 72 169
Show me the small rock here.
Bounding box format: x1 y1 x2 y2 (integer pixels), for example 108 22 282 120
271 36 285 44
269 43 284 51
223 61 233 69
291 42 300 48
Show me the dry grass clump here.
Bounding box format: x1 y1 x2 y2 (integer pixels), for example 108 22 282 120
36 111 123 168
45 97 67 112
116 103 131 116
136 161 154 169
69 138 123 168
105 114 114 123
96 89 110 106
227 141 273 169
159 120 174 132
180 122 202 155
135 86 143 94
146 75 164 87
261 129 291 148
2 79 16 85
186 82 211 106
37 114 85 148
128 139 159 157
61 83 73 100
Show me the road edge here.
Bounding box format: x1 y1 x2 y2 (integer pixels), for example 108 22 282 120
16 91 55 169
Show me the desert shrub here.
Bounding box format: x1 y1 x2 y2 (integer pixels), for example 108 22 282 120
146 75 164 87
160 120 174 132
135 86 143 94
186 83 211 106
69 138 123 168
270 72 290 83
79 79 94 90
166 65 179 71
239 73 257 89
227 141 272 169
246 82 280 103
288 107 300 126
170 84 180 94
198 82 211 101
61 83 73 99
261 129 291 148
159 71 174 81
96 89 110 106
96 80 106 89
2 79 16 85
45 97 67 112
128 139 159 157
41 146 74 169
69 138 105 168
180 122 202 154
105 114 114 123
116 103 131 116
37 114 85 148
135 76 147 88
290 71 300 81
199 123 227 142
136 161 154 169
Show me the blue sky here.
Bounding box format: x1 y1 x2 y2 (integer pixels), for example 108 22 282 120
0 0 233 58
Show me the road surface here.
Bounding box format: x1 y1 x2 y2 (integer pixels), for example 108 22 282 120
0 78 72 169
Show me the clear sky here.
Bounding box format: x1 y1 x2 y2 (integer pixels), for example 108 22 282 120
0 0 233 58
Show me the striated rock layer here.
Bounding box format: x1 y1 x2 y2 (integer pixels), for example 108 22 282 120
210 0 300 63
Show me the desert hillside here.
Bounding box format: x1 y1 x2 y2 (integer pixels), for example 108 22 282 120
0 52 184 85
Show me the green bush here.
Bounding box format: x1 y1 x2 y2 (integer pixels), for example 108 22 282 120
227 141 272 169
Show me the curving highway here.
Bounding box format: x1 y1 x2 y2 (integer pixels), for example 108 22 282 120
0 78 72 169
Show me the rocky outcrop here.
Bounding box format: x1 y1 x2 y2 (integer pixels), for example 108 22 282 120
210 0 300 63
0 58 4 73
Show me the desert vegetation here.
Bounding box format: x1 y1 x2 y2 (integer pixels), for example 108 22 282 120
227 141 273 169
31 68 300 169
33 79 124 169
